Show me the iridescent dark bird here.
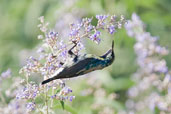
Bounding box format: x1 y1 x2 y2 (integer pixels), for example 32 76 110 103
42 40 115 85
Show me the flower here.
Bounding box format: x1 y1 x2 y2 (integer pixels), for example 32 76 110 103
60 86 73 96
96 15 108 28
69 96 75 101
26 102 36 111
69 28 80 37
69 23 82 40
96 15 108 21
16 83 39 100
125 13 171 113
108 25 116 34
1 68 11 79
89 31 101 44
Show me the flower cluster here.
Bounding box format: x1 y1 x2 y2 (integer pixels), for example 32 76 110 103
0 69 32 113
0 99 28 114
16 82 39 100
124 13 171 114
68 14 126 45
51 86 75 101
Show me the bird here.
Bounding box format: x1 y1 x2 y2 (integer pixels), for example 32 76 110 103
42 40 115 85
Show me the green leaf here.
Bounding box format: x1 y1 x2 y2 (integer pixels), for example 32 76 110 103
60 100 65 110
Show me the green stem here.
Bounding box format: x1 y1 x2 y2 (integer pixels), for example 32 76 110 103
0 92 6 104
44 85 49 114
46 89 49 114
51 88 54 107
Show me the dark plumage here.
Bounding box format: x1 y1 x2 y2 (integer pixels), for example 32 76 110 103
42 41 115 85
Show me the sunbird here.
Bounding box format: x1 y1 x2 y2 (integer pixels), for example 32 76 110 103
42 40 115 85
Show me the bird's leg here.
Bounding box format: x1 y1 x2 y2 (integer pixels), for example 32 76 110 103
68 42 77 56
68 41 78 62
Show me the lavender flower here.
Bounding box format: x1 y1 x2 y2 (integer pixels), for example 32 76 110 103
96 15 108 21
26 102 36 111
69 96 75 101
125 13 171 114
96 14 108 28
37 16 49 33
69 23 82 42
16 83 39 100
108 25 116 34
82 18 94 33
60 86 73 96
89 31 101 44
69 28 80 37
1 69 11 79
58 41 68 59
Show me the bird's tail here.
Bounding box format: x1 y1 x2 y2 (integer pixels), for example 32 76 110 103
42 77 55 85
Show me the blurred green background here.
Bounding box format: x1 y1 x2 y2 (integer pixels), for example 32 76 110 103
0 0 171 113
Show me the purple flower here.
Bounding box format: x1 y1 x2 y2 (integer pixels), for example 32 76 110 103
82 18 92 26
51 94 57 99
48 65 56 71
60 50 67 59
89 31 101 44
37 47 45 53
26 102 36 111
69 23 82 37
16 84 39 100
96 15 108 21
69 28 79 37
61 86 73 95
96 15 108 28
154 60 168 73
1 69 11 78
110 15 117 22
69 96 75 101
46 31 58 39
82 18 94 33
58 41 68 59
86 25 93 32
108 25 116 34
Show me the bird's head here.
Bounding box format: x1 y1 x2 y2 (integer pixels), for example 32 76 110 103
100 40 115 59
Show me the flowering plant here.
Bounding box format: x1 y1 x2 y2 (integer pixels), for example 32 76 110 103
124 13 171 114
0 14 125 114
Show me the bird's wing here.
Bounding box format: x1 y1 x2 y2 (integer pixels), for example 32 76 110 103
56 57 96 78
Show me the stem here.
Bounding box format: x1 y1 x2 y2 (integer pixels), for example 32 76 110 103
26 74 29 88
0 92 6 104
51 88 54 107
44 85 49 114
80 32 89 38
46 92 49 114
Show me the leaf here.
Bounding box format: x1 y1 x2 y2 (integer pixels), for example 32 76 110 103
60 100 65 110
